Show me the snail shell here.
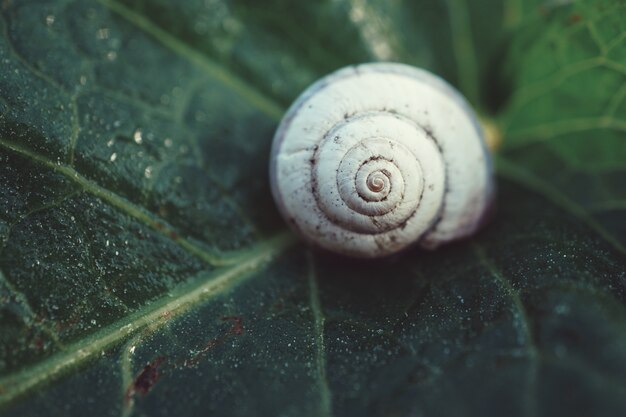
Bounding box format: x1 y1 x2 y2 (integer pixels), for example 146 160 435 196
270 63 494 258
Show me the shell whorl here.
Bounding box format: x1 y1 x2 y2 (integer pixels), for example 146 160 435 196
270 63 494 258
311 112 444 238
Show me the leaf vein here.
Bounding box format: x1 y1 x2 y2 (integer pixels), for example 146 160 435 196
505 116 626 145
0 235 291 408
496 156 625 254
98 0 284 121
307 252 332 417
473 243 538 417
0 138 245 266
0 269 64 349
0 11 68 94
445 0 479 104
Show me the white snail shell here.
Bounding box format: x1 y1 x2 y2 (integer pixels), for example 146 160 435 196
270 63 494 258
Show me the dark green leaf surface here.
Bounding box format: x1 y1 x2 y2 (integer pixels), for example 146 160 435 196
0 0 625 416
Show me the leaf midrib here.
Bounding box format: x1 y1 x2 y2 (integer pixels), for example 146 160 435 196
0 232 293 409
0 138 258 267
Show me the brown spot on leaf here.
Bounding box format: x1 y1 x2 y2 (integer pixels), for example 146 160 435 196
181 316 245 368
222 316 244 335
31 336 45 351
125 356 166 403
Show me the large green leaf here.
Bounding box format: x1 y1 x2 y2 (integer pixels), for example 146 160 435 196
497 0 626 251
1 0 625 416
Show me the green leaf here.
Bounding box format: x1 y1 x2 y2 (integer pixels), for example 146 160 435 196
497 0 626 252
1 0 625 416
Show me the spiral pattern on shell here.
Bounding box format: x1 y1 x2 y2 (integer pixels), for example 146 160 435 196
270 63 494 258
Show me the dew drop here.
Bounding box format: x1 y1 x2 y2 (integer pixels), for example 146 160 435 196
109 152 117 162
96 28 110 40
133 129 143 144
